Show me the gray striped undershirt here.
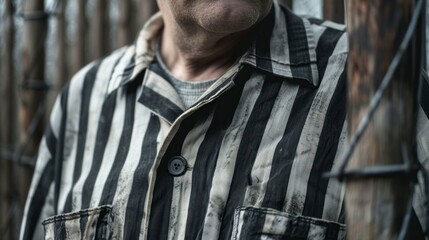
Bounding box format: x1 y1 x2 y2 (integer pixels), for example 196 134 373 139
155 50 217 109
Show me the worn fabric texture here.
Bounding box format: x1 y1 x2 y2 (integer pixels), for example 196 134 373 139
20 2 429 240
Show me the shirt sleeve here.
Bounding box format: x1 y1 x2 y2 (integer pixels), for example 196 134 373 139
413 72 429 238
19 87 68 240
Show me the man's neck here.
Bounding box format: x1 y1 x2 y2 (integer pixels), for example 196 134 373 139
159 15 250 82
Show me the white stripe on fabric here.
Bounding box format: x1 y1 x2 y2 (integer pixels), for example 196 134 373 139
89 88 127 207
321 21 347 31
107 47 134 95
111 96 151 239
168 111 215 240
21 91 63 235
283 37 348 214
43 217 55 240
261 210 288 236
306 223 325 239
270 4 292 77
64 212 82 239
243 81 299 207
302 18 319 85
57 63 89 213
201 74 265 239
20 138 54 240
311 25 328 49
141 115 173 238
71 59 113 210
232 209 247 240
34 183 55 240
322 122 347 221
50 92 63 139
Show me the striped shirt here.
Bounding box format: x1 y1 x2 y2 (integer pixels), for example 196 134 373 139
20 3 429 240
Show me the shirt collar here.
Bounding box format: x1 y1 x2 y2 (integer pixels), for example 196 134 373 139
119 2 319 89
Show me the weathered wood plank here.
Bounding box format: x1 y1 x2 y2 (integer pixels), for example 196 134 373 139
324 0 345 23
1 1 18 239
91 0 110 59
345 0 420 239
118 0 134 46
72 0 86 74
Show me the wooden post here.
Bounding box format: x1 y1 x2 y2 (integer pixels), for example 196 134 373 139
92 0 110 59
118 0 134 46
72 0 86 74
323 0 345 23
56 0 68 88
21 0 46 156
1 1 18 238
138 0 158 27
345 0 420 239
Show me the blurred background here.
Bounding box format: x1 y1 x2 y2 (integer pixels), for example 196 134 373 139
0 0 427 239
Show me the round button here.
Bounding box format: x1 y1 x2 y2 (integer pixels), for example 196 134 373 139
168 156 188 177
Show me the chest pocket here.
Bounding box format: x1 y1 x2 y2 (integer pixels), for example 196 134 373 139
42 205 113 240
231 207 346 240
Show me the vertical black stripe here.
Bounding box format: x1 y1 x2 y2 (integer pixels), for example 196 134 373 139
123 114 161 239
22 160 54 240
219 75 283 240
324 222 341 240
23 123 59 239
254 5 276 72
260 85 318 211
54 218 67 240
81 91 117 209
302 70 347 218
63 63 101 212
54 84 70 214
139 87 184 124
300 26 345 218
281 5 312 80
308 18 325 25
95 207 112 239
314 28 345 82
338 202 345 224
147 68 251 240
79 210 89 238
184 71 252 239
45 124 58 155
406 208 426 239
98 80 139 206
420 73 429 118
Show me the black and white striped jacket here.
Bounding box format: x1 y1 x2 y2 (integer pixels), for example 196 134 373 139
21 3 429 239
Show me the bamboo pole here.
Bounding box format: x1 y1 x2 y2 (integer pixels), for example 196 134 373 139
72 0 86 74
19 0 48 236
345 0 420 239
92 0 110 59
323 0 344 23
1 1 18 238
21 0 46 156
56 0 68 88
118 0 134 46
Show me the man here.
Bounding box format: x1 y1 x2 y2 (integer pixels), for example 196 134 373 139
20 0 429 239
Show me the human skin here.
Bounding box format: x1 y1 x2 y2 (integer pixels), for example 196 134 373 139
156 0 273 82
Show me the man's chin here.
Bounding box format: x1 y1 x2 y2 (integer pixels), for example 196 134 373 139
195 2 267 34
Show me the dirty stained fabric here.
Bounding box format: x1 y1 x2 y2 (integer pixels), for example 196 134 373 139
20 2 429 240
